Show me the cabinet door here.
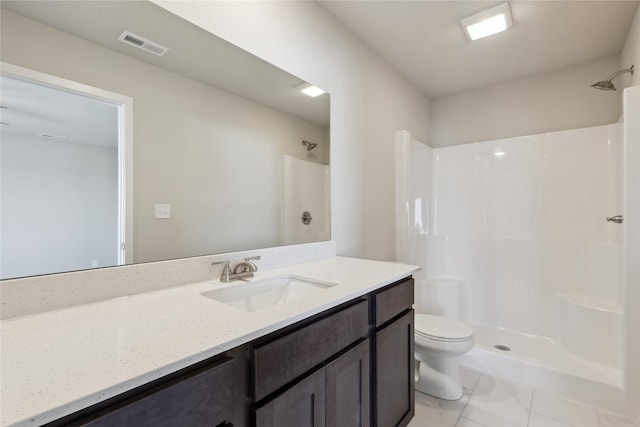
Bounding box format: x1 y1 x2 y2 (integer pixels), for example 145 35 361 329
254 368 325 427
252 300 368 401
71 357 234 427
375 310 414 427
326 339 370 427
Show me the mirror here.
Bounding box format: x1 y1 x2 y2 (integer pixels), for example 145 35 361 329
0 1 330 279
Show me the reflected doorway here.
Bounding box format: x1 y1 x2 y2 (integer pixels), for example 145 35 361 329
0 63 132 279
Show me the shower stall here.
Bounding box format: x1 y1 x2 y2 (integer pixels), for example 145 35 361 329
396 86 639 417
282 155 330 245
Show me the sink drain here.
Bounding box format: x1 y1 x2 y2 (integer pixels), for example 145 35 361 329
494 344 511 351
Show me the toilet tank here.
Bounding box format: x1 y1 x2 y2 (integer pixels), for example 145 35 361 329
414 277 469 322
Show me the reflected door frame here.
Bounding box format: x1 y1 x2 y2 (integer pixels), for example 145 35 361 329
1 61 134 265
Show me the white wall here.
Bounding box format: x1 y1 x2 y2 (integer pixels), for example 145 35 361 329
153 1 432 261
620 3 640 89
1 9 330 264
1 136 118 278
430 55 623 147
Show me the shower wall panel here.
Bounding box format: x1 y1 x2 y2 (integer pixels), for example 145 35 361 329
282 155 330 245
431 124 623 339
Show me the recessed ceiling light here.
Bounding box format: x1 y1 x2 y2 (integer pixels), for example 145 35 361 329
297 82 325 98
460 2 512 41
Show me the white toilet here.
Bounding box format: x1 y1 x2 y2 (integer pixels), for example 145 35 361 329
414 313 474 400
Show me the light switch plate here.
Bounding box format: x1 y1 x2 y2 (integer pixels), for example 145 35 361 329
155 204 171 219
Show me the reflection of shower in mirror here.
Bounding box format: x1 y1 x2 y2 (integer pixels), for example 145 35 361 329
302 140 317 151
283 155 330 245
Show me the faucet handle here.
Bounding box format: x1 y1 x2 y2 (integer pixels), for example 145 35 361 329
243 255 261 273
212 260 232 282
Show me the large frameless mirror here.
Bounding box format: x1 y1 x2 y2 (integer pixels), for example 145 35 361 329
0 1 330 279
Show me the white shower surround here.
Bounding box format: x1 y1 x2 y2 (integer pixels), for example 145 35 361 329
282 155 331 245
395 86 640 417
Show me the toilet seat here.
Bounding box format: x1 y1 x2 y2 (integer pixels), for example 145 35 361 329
415 314 473 342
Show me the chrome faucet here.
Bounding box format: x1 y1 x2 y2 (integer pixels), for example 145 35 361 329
212 256 261 282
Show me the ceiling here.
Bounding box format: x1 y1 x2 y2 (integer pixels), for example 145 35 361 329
1 76 118 148
319 1 639 98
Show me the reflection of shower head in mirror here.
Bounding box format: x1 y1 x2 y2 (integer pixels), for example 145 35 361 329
302 140 317 151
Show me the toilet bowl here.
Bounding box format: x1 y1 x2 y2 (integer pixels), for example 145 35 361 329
414 314 474 400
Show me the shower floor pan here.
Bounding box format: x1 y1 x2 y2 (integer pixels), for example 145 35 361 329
458 324 625 414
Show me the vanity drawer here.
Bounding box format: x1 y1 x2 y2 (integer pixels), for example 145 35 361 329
71 357 234 427
252 300 369 402
374 278 414 327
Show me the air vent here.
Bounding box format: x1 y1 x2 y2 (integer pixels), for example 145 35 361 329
117 31 169 57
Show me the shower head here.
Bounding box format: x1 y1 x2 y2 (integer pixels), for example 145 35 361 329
591 65 634 91
591 80 616 91
302 140 317 151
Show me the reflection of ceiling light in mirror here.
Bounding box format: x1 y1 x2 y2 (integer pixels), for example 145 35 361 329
494 150 505 157
461 2 512 41
297 82 325 98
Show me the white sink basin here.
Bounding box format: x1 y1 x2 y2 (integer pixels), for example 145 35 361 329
201 275 338 312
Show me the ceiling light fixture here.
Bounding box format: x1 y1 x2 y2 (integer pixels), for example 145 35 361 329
297 82 325 98
460 2 512 41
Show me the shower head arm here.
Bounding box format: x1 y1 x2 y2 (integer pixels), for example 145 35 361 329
604 65 634 82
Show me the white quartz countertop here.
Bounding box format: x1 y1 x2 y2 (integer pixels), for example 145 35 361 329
0 256 418 427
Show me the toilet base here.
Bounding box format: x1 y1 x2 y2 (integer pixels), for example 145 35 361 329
414 355 464 400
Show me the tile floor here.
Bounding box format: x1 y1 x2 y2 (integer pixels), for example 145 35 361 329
408 368 640 427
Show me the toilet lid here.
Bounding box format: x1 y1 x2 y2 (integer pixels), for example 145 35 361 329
415 314 473 341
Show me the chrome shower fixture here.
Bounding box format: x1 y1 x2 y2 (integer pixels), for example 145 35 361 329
302 140 317 151
591 65 634 91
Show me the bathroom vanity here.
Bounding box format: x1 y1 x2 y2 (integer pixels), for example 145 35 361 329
1 257 417 427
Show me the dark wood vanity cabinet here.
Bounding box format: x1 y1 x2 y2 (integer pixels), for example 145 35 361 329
49 276 414 427
326 339 371 427
374 310 415 427
251 300 369 402
254 364 326 427
372 278 415 427
65 355 237 427
253 277 414 427
252 339 370 427
251 299 370 427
